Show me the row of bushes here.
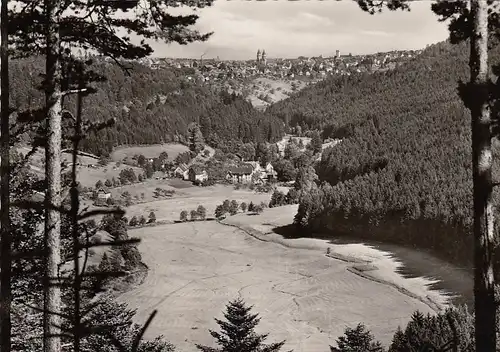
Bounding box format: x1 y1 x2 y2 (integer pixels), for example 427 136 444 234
193 178 216 187
268 189 299 208
128 212 156 227
215 199 267 219
233 182 275 193
180 205 207 222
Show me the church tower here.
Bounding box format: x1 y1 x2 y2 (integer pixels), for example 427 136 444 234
261 49 267 66
256 49 261 64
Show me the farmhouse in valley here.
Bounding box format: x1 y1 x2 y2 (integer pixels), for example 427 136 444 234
263 162 277 180
174 163 189 180
95 187 111 206
226 164 254 183
226 161 277 184
97 188 111 201
188 165 209 183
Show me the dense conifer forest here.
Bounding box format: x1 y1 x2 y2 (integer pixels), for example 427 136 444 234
268 41 500 268
10 56 285 156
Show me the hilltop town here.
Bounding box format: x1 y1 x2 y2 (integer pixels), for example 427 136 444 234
136 48 423 109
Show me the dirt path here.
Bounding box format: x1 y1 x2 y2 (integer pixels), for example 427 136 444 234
118 220 439 352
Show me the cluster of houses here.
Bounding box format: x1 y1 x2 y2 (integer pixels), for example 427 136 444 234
174 161 277 184
138 49 423 84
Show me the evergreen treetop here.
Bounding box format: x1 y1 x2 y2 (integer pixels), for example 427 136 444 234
196 298 289 352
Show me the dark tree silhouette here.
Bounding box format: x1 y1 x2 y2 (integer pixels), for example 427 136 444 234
196 298 288 352
0 0 11 350
331 323 383 352
353 0 498 350
9 0 215 350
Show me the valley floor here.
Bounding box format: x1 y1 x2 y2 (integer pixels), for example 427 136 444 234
118 205 449 351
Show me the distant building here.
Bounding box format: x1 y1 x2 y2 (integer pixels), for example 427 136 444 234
95 188 111 206
96 188 111 201
264 162 277 180
188 165 209 183
174 163 189 180
336 50 340 58
226 164 254 184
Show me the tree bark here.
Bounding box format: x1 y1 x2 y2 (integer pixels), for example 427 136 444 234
43 0 62 351
470 0 497 350
0 0 11 350
71 70 84 352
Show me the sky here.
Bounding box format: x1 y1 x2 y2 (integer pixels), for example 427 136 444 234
148 0 450 60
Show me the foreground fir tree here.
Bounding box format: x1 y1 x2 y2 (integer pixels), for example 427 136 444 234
388 307 475 352
9 1 214 350
351 1 500 348
196 298 289 352
330 323 383 352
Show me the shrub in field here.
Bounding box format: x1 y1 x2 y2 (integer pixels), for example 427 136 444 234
197 205 207 220
240 202 248 212
180 210 188 222
148 211 157 223
129 216 138 227
229 200 239 215
191 209 198 221
139 215 146 225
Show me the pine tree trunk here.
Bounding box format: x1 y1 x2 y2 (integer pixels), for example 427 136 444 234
0 0 11 350
470 0 497 350
43 0 62 351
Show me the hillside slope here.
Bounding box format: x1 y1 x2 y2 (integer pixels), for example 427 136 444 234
267 40 500 268
11 57 285 156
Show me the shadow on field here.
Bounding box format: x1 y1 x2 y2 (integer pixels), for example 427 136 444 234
167 179 194 189
272 224 473 309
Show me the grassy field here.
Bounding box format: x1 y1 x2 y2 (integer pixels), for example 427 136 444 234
76 162 144 188
124 184 272 222
118 208 443 352
111 143 189 162
17 146 144 188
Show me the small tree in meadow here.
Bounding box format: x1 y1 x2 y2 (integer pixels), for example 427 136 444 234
240 202 248 212
139 215 147 226
253 204 263 215
222 199 231 213
129 216 138 227
104 179 113 188
180 210 188 222
215 205 226 220
197 205 207 220
95 180 104 189
248 201 255 212
191 209 198 221
229 200 239 215
148 211 157 223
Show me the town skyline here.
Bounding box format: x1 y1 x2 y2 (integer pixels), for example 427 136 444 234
145 0 449 60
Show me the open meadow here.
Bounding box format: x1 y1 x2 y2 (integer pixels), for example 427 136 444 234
110 143 189 162
17 146 145 188
123 183 272 222
118 202 449 352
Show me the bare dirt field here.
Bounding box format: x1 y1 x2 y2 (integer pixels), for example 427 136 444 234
118 204 449 352
111 143 189 162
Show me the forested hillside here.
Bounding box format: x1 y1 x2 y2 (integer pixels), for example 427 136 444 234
268 41 500 268
11 56 285 156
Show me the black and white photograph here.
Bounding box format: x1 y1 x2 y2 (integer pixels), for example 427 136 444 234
0 0 497 351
